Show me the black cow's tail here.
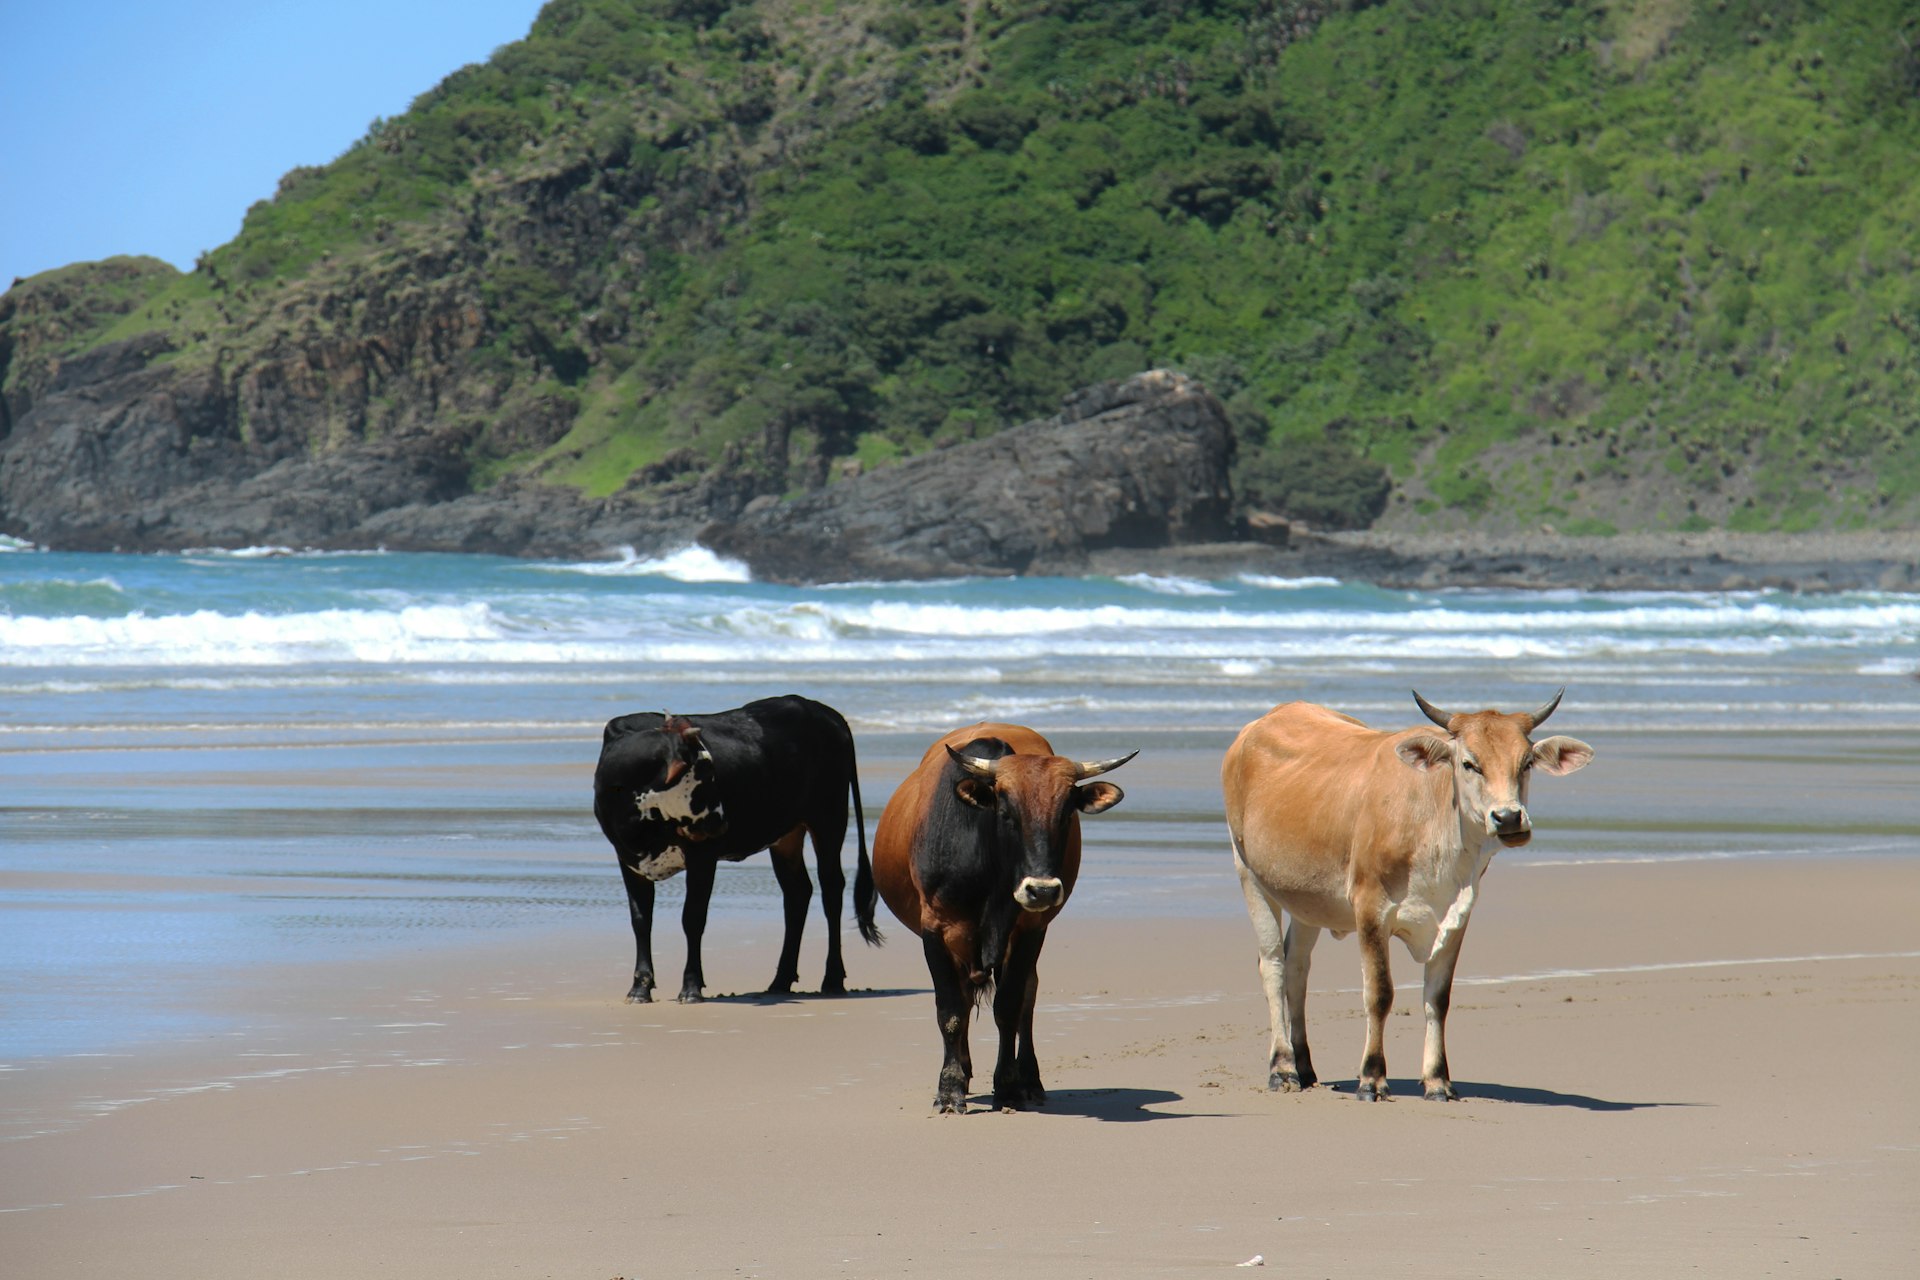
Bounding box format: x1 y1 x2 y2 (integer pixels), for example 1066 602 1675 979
849 744 883 947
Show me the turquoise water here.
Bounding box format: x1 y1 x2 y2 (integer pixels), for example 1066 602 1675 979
3 543 1917 1058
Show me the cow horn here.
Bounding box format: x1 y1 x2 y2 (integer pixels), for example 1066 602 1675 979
1074 750 1138 780
1527 687 1565 729
1411 690 1454 729
945 744 999 779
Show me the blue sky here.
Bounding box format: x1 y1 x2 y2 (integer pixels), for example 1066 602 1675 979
1 1 545 288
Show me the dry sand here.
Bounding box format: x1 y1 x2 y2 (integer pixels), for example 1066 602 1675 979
5 743 1918 1278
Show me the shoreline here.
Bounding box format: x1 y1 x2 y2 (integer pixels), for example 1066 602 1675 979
8 526 1918 593
1080 527 1920 592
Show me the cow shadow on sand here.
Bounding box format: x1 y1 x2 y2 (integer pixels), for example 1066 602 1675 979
1006 1087 1206 1122
1332 1079 1697 1112
694 987 928 1004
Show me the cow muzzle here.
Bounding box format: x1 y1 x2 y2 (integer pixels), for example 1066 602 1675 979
1013 876 1064 912
1488 806 1532 847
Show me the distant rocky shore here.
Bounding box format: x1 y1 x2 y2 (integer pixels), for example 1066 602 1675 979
4 355 1913 593
1073 528 1920 594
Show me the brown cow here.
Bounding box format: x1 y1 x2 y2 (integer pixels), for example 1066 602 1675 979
1223 690 1593 1101
874 723 1134 1113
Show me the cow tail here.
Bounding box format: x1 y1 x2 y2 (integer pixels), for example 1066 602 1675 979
849 745 883 946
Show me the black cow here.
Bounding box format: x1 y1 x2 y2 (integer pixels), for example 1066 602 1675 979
592 695 881 1003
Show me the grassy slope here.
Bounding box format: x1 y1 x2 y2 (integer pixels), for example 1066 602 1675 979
7 0 1917 531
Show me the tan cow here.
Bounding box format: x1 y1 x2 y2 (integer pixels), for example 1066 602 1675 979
874 723 1133 1113
1222 690 1593 1101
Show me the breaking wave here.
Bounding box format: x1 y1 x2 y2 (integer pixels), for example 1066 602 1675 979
1 552 1915 710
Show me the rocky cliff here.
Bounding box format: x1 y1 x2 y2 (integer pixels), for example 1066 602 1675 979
703 371 1238 581
0 346 1242 573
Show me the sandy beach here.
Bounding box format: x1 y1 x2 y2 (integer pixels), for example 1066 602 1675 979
5 728 1917 1279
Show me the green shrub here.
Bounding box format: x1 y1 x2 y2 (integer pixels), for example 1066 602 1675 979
1235 435 1392 530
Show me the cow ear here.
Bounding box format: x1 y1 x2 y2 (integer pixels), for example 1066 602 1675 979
1395 733 1454 772
1075 781 1124 814
1532 735 1594 776
955 777 996 810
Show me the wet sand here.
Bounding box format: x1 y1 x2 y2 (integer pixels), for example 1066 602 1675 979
4 734 1918 1278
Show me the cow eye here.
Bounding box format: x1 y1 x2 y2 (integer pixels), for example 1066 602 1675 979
1461 759 1481 774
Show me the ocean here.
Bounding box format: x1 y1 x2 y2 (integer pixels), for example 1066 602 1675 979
4 540 1918 1059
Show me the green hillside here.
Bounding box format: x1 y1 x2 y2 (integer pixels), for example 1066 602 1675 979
9 0 1919 535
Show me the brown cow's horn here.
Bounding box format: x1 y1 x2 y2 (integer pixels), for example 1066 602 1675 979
1527 687 1565 729
1411 690 1454 729
945 745 999 779
1074 750 1138 780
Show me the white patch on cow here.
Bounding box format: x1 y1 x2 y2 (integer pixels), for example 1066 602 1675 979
625 743 719 883
1395 838 1494 963
1430 880 1478 960
627 846 687 882
635 752 711 823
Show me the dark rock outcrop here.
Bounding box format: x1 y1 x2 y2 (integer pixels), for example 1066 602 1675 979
0 350 1246 571
701 371 1237 582
0 333 246 549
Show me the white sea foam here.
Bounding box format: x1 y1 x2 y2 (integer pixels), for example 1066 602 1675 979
1113 573 1232 597
548 545 752 583
179 546 383 561
6 589 1914 669
1236 574 1343 589
0 603 505 666
2 550 1915 682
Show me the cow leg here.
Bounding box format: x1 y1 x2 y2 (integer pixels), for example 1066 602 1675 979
1279 920 1321 1090
766 827 811 994
993 927 1048 1110
677 856 717 1003
618 864 658 1004
1235 841 1318 1091
923 931 973 1113
807 814 850 995
1420 930 1469 1101
1355 912 1395 1101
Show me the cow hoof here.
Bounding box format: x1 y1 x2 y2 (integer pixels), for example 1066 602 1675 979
1355 1081 1391 1102
676 990 705 1004
764 979 796 996
1268 1072 1308 1093
935 1097 968 1115
820 978 848 996
626 989 654 1005
1424 1082 1459 1102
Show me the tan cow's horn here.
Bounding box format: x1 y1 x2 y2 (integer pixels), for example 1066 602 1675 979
1527 687 1565 729
1411 690 1454 729
945 745 1000 779
1074 750 1138 780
